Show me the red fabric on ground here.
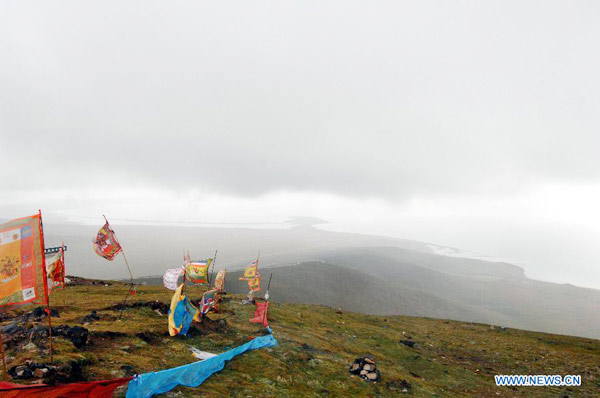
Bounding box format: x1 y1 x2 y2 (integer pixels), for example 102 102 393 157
249 301 269 327
0 377 132 398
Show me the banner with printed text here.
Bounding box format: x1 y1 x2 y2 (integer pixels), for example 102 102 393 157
0 214 46 307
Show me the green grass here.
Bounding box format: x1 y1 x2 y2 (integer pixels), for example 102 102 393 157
1 282 598 397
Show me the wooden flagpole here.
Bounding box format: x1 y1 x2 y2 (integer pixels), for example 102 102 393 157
103 215 135 320
39 210 54 362
182 250 188 293
0 329 7 381
266 273 273 300
207 250 218 286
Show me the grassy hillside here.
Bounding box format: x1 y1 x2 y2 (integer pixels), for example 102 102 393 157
1 281 598 397
43 223 600 339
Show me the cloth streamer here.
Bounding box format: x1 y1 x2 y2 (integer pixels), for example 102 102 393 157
168 283 200 336
163 268 183 291
0 377 132 398
249 301 270 327
126 334 278 398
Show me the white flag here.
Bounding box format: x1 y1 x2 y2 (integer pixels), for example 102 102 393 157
163 268 183 290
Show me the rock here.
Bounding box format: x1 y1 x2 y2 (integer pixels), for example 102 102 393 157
23 342 37 351
9 365 32 379
2 323 22 335
26 307 60 321
65 326 89 349
349 357 381 382
386 379 411 392
33 368 46 378
399 339 416 348
81 310 101 324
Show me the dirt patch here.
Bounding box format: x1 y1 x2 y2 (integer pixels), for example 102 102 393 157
104 300 169 315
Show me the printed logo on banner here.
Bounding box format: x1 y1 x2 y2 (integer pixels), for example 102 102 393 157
22 287 35 300
0 229 21 245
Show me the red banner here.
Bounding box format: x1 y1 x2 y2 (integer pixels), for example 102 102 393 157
249 301 269 327
0 377 132 398
0 214 46 307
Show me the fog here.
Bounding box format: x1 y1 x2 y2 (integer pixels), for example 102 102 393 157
1 1 599 288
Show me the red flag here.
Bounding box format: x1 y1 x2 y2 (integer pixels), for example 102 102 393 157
93 222 122 261
249 301 269 327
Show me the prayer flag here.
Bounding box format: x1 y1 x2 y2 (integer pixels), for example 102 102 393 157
45 246 65 292
163 268 183 291
168 283 200 336
249 301 270 327
213 269 226 291
92 222 122 261
185 259 211 284
200 289 218 315
243 260 258 279
248 271 261 292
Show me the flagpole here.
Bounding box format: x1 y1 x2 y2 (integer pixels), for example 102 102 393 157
182 250 188 293
103 215 134 282
0 329 7 381
39 210 54 362
207 250 218 285
103 215 135 319
266 273 273 300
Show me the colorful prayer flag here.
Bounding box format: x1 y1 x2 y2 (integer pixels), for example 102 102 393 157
248 271 261 292
185 259 211 284
92 222 122 261
200 289 218 315
213 269 226 291
163 268 183 291
168 283 200 336
243 260 258 279
45 246 65 292
0 214 47 307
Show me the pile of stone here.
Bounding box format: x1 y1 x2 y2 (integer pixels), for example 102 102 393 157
9 361 57 380
349 356 381 382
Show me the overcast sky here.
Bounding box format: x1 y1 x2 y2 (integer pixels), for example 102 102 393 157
1 1 599 288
